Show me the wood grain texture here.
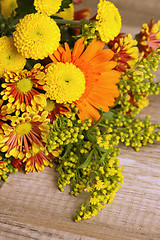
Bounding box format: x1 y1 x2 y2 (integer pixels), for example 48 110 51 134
0 1 160 239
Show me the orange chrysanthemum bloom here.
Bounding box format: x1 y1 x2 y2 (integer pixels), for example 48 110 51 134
137 19 160 57
1 63 47 115
44 37 120 121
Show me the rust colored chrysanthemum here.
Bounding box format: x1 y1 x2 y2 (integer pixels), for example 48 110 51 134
109 33 139 72
0 111 50 160
1 63 47 115
137 19 160 57
44 37 120 121
23 150 54 174
44 99 70 123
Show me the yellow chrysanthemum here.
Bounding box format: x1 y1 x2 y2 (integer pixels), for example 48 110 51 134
0 0 17 18
44 62 86 103
96 0 121 43
34 0 62 16
55 3 74 20
0 36 26 77
13 13 61 60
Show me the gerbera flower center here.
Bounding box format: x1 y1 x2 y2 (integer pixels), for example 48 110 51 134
16 78 33 94
15 122 32 136
45 62 85 103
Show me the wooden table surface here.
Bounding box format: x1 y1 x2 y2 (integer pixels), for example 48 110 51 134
0 1 160 240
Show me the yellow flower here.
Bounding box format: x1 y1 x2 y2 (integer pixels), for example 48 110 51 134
44 62 86 103
137 96 149 110
34 0 62 16
0 36 26 78
13 13 61 60
1 63 47 115
45 37 120 121
1 0 17 18
55 3 74 20
96 0 121 43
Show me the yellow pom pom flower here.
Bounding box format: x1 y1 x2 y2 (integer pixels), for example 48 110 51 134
44 62 86 103
13 13 61 60
55 3 74 20
34 0 62 16
0 36 26 78
96 0 121 43
0 0 18 19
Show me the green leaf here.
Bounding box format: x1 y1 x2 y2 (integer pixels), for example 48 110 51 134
58 0 72 13
15 0 35 18
100 111 114 123
99 150 111 163
78 149 94 169
61 143 73 160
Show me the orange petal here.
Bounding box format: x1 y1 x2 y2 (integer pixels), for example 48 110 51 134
87 97 109 112
94 61 117 72
80 39 105 62
72 37 85 61
64 42 71 62
90 49 114 65
77 99 100 121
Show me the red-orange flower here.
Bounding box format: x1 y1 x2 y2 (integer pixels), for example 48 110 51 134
23 150 53 174
109 33 139 72
137 19 160 57
44 37 120 121
0 111 50 160
1 63 47 115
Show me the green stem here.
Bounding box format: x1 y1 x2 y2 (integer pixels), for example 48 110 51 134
54 18 92 26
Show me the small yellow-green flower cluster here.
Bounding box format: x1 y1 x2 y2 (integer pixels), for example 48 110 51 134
46 105 124 220
118 49 160 117
0 154 18 181
119 116 160 151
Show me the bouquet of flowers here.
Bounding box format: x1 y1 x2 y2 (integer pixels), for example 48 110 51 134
0 0 160 221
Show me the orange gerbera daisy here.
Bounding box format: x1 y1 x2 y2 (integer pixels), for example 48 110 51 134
44 37 120 121
1 63 47 115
